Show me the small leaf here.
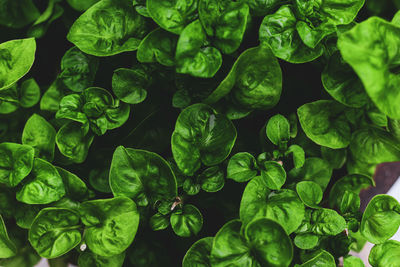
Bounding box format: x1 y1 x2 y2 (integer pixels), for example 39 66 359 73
260 161 286 190
266 114 290 146
170 204 203 237
227 152 257 182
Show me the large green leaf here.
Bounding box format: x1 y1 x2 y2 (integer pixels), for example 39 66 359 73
338 17 400 119
205 46 282 109
22 114 56 162
79 197 139 257
0 38 36 91
298 100 351 149
172 103 236 176
0 143 34 187
29 208 81 258
240 176 305 234
361 195 400 244
109 146 177 206
16 158 65 204
211 218 293 266
67 0 148 56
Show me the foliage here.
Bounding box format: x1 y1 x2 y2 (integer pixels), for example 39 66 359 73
0 0 400 266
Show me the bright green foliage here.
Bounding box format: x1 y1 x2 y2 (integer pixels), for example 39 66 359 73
298 100 351 149
22 114 56 161
175 20 222 78
170 204 203 237
29 208 81 258
109 146 177 206
338 17 400 119
0 38 36 91
16 158 65 204
369 240 400 267
227 152 257 182
79 197 139 256
78 252 125 267
59 47 99 92
67 0 148 56
361 195 400 244
112 67 149 104
1 1 400 266
171 104 236 176
240 176 305 233
205 46 282 109
211 219 293 266
0 142 34 187
182 237 212 267
147 0 198 34
296 181 323 208
0 215 16 258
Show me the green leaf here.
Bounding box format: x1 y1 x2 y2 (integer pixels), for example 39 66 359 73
339 190 360 214
321 51 368 108
0 38 36 91
19 78 41 108
170 204 203 237
338 17 400 119
109 146 177 207
78 251 125 267
260 161 286 190
199 166 225 193
0 215 16 258
183 178 201 196
56 122 94 164
310 208 346 236
112 67 149 104
147 0 198 34
259 5 323 63
175 20 222 78
149 213 170 231
321 146 347 169
298 100 351 149
266 114 290 146
205 46 282 110
67 0 148 56
319 0 365 25
227 152 258 182
40 79 66 112
198 0 250 54
171 104 236 176
361 195 400 244
22 114 56 162
16 158 65 204
299 250 335 267
182 237 212 266
137 28 178 67
343 256 364 267
289 157 332 191
14 203 40 229
211 218 293 267
294 233 319 250
29 208 81 258
89 168 111 193
369 240 400 267
80 197 139 256
56 167 88 200
286 144 305 168
296 181 323 208
349 127 400 168
240 176 305 234
66 0 100 11
59 47 99 92
0 142 34 187
241 0 283 16
0 0 40 28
